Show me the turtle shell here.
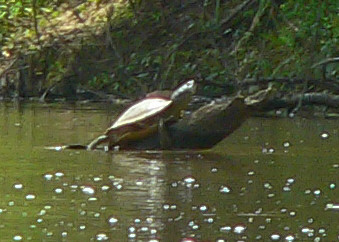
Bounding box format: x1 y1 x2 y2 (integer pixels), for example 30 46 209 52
105 97 174 145
109 97 172 130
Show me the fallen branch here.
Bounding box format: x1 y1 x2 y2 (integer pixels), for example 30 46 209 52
262 92 339 110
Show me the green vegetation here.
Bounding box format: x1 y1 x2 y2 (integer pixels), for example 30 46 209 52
0 0 338 98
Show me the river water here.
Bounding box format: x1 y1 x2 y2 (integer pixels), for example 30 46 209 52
0 102 338 241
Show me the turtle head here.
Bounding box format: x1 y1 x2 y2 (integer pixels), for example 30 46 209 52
171 79 196 101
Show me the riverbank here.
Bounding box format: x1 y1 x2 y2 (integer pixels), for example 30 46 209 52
0 1 338 100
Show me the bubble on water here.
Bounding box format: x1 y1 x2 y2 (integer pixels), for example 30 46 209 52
55 172 64 178
233 225 246 234
301 227 314 234
267 193 275 198
268 148 275 153
248 170 255 176
320 132 329 139
283 186 291 192
313 189 321 196
146 217 153 224
70 184 78 190
13 235 23 241
8 201 14 206
150 228 157 234
264 182 273 189
204 217 214 224
199 205 208 212
163 204 170 210
304 189 311 194
283 141 290 148
183 176 196 184
219 185 231 194
192 224 199 230
101 185 110 191
93 177 102 182
44 173 53 181
81 186 95 195
115 184 122 190
128 233 136 239
61 231 67 237
289 211 296 217
307 218 314 224
13 183 23 190
286 178 295 184
96 233 109 241
270 233 280 241
325 203 339 211
140 226 149 232
108 216 118 225
280 208 287 214
216 239 226 242
188 220 199 229
54 188 63 194
170 204 177 210
171 182 178 187
45 205 52 210
39 209 46 216
211 167 218 173
329 183 336 189
25 194 36 201
136 180 143 186
285 234 295 241
134 218 141 224
79 225 86 230
128 226 136 233
79 210 86 216
37 218 43 223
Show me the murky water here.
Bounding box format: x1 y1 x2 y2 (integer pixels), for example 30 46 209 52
0 102 338 241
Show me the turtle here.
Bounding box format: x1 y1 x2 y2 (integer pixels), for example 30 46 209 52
87 79 196 150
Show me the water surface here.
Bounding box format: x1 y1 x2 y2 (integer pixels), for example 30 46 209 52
0 102 338 241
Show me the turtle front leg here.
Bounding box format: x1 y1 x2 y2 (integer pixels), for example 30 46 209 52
87 135 109 150
158 118 172 150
